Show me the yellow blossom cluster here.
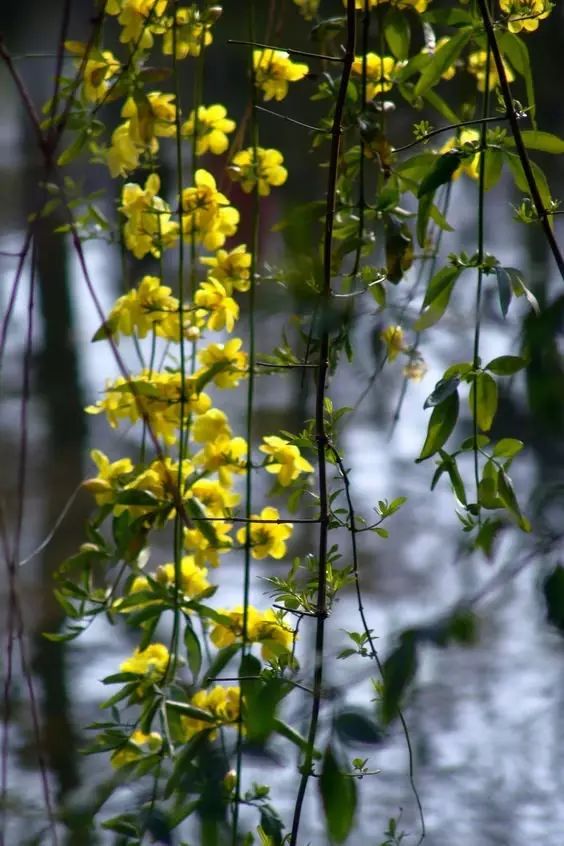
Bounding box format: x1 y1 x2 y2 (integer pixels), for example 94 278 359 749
120 642 170 676
119 174 179 258
499 0 551 32
182 104 236 155
345 0 430 12
181 686 241 740
351 53 399 99
181 169 239 250
85 370 212 445
237 507 293 560
440 128 481 181
65 41 120 103
253 49 309 102
260 436 314 487
211 606 294 660
467 50 515 92
229 147 288 196
292 0 320 19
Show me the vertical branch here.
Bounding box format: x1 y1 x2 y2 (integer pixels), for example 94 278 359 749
472 37 491 521
289 3 356 844
232 2 260 840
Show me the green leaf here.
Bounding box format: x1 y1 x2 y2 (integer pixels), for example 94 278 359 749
492 438 524 459
273 719 322 760
423 88 460 125
469 372 498 432
384 7 410 60
203 643 241 687
414 29 472 97
497 468 531 531
319 745 357 844
483 149 504 192
165 700 216 722
414 266 461 331
57 131 88 166
417 390 459 461
417 151 463 198
184 624 202 681
505 152 552 224
381 632 417 724
335 709 383 746
485 355 527 375
505 130 564 155
438 449 467 506
385 216 413 284
494 267 512 318
499 31 535 123
423 375 460 409
507 267 540 315
416 189 434 248
543 565 564 635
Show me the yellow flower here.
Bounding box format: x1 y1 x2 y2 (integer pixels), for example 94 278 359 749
181 686 241 740
380 325 406 362
184 523 233 568
439 128 480 180
259 436 314 487
253 49 309 102
106 0 168 50
120 174 179 259
79 51 120 103
106 121 141 178
86 370 211 446
182 104 236 156
122 92 177 145
82 449 134 505
191 408 232 443
162 5 215 58
230 147 287 197
155 556 210 597
499 0 551 32
293 0 320 19
118 456 193 518
198 339 248 389
120 643 170 676
467 50 514 92
200 245 252 294
107 275 180 340
351 53 398 99
237 506 293 560
194 435 247 488
181 169 239 251
111 730 162 769
194 279 239 333
345 0 430 10
190 478 240 516
210 606 294 660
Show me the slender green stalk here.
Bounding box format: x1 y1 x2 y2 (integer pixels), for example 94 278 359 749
289 3 356 844
232 2 260 841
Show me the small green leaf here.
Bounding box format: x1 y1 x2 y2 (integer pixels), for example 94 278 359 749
492 438 524 459
483 149 504 192
497 468 531 531
203 643 241 687
485 355 527 376
414 29 472 97
505 130 564 155
414 266 461 330
381 632 417 724
319 745 357 844
507 268 540 315
423 375 460 409
494 267 512 318
505 152 552 225
416 189 434 248
273 719 322 760
469 372 498 432
417 151 463 198
417 390 459 461
184 625 202 681
499 31 535 122
335 709 383 746
185 497 220 547
165 700 216 722
383 7 410 60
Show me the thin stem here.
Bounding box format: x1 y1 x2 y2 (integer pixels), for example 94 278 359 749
289 4 356 844
228 39 343 63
